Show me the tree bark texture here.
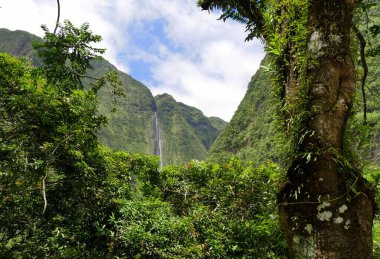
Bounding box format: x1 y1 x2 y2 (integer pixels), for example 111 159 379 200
278 0 375 258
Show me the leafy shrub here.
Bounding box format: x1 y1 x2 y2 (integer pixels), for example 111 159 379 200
107 158 287 258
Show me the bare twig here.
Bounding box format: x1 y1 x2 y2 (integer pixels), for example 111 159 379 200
53 0 61 35
41 134 71 214
42 171 48 214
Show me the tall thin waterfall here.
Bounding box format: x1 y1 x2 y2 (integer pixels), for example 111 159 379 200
154 112 163 167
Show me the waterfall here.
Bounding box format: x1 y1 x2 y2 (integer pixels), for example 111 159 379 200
154 112 163 167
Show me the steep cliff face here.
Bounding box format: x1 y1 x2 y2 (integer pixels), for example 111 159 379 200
207 57 281 164
0 28 226 165
85 60 158 155
155 94 223 165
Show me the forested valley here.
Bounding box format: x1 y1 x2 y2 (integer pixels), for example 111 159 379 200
1 0 380 258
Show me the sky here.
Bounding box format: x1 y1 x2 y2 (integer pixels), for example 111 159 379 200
0 0 264 121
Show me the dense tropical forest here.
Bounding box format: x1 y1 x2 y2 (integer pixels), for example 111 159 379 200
1 0 380 257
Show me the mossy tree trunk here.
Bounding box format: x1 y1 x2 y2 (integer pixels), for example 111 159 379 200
277 0 375 257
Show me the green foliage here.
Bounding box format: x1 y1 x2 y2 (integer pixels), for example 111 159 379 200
33 20 105 89
197 0 267 41
362 164 380 256
2 136 286 257
345 2 380 166
373 218 380 258
0 21 120 256
363 2 380 58
0 52 105 256
109 198 200 257
106 157 287 258
263 0 315 168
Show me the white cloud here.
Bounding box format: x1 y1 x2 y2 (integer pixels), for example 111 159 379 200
0 0 265 121
131 0 265 120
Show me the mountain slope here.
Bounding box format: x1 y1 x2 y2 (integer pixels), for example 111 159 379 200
155 94 223 165
208 117 227 132
207 57 281 164
0 28 41 66
85 60 157 155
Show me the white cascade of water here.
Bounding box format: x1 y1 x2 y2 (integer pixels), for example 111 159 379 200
154 112 163 167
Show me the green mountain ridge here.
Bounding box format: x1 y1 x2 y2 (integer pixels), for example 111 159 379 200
207 57 280 164
0 28 226 166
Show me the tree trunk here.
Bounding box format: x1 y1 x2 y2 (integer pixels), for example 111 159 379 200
278 0 375 258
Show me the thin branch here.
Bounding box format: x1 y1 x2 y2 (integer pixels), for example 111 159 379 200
42 171 48 214
41 134 70 214
53 0 61 35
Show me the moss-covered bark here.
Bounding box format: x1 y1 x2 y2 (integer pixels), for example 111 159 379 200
277 0 375 257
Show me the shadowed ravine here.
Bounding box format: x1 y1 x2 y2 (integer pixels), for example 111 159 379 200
154 111 163 167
